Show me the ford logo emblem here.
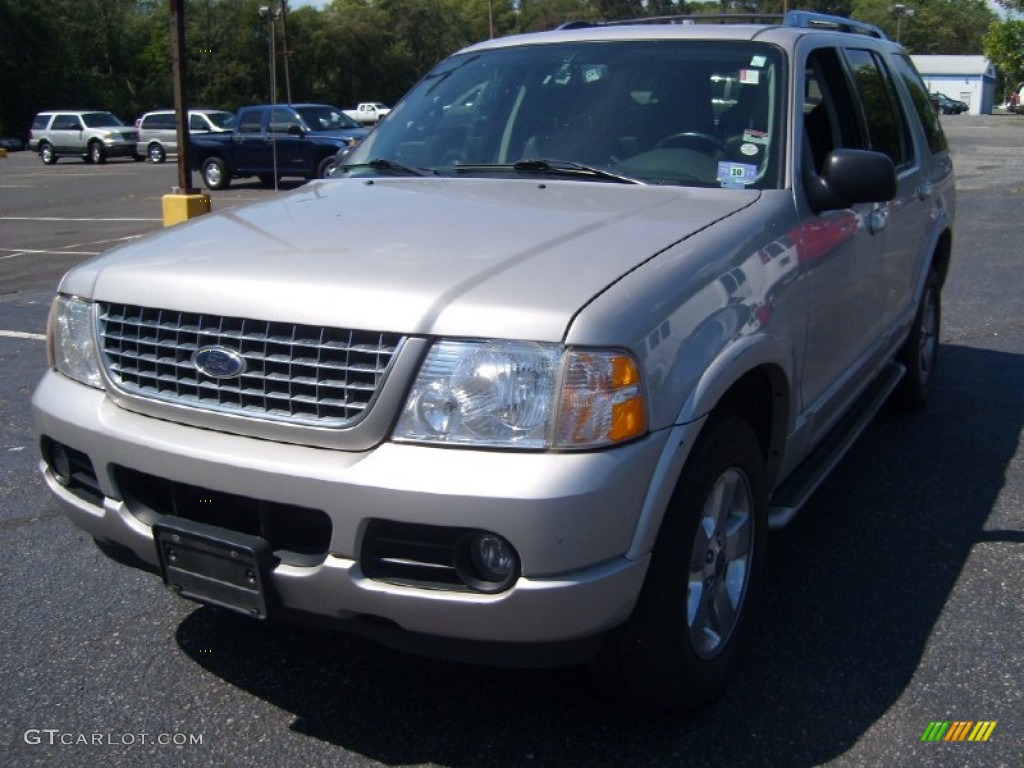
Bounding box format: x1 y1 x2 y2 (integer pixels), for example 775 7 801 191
192 346 247 379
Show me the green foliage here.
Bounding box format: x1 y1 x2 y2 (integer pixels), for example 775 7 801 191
984 19 1024 90
850 0 995 53
0 0 1007 139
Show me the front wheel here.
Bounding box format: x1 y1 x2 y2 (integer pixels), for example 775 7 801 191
593 416 767 713
39 142 57 165
88 140 106 164
201 157 231 190
893 269 941 411
315 154 339 179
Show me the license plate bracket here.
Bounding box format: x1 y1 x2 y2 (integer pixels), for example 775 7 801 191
153 516 275 619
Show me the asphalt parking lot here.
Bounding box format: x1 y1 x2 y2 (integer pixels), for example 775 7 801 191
1 117 1022 767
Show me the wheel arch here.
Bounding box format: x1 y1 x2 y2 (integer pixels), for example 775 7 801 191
627 346 792 561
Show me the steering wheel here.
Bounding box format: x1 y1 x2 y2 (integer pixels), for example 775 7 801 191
654 131 727 154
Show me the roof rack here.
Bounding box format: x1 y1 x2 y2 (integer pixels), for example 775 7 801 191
595 13 784 27
557 11 889 40
783 11 888 39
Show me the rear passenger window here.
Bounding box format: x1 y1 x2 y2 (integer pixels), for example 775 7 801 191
842 48 909 167
53 115 82 130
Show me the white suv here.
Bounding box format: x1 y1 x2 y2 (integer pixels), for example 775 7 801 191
28 110 139 164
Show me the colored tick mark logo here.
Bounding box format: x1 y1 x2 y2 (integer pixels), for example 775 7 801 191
921 721 997 742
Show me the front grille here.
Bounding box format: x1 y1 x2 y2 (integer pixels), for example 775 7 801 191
97 303 402 427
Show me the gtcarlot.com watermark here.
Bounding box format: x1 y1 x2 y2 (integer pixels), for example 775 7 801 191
24 729 203 747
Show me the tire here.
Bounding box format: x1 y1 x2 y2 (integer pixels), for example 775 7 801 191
201 157 231 190
893 269 941 411
592 416 767 713
147 143 165 163
88 140 106 164
39 142 57 165
315 154 339 179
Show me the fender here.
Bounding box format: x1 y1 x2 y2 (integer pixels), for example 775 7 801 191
627 332 795 560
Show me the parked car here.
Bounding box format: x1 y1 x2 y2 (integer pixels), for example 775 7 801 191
28 110 139 164
932 92 968 115
32 11 954 712
190 103 368 189
0 136 25 151
135 109 234 163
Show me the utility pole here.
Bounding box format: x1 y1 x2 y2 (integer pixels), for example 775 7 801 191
169 0 193 194
164 0 210 225
280 1 293 103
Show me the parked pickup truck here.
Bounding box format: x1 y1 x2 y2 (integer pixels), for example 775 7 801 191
343 102 392 124
190 103 368 189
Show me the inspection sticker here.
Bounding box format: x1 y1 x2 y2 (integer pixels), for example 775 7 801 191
717 162 758 188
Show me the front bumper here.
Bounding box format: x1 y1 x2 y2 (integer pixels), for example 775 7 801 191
33 371 664 649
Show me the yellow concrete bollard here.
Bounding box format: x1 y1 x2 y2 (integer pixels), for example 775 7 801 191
162 189 212 226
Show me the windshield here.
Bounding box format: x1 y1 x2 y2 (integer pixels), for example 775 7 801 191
344 40 784 189
296 106 362 131
82 112 125 128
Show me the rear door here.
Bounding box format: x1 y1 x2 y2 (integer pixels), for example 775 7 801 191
232 109 270 172
51 114 84 154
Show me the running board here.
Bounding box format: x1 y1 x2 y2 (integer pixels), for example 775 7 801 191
768 361 904 529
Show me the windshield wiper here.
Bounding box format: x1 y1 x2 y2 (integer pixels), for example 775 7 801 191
340 158 434 176
454 159 644 185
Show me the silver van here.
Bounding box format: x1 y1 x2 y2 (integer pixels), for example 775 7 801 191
135 109 234 163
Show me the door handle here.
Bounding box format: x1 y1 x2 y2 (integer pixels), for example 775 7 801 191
868 204 889 234
916 180 932 201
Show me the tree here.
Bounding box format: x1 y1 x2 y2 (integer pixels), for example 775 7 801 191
851 0 995 53
984 19 1024 95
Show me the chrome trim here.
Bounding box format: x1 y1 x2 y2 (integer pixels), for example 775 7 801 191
97 302 404 428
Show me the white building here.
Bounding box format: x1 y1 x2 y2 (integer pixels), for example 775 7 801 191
911 55 996 115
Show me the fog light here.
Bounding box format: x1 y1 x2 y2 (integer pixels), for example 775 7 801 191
456 532 519 593
50 442 71 482
472 534 516 579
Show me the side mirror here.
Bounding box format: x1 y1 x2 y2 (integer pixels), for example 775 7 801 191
805 148 896 213
287 124 305 137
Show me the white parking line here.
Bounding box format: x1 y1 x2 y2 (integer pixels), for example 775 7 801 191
0 216 161 222
0 329 46 341
0 248 101 260
1 234 145 260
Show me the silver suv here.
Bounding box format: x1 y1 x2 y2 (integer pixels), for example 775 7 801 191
28 110 139 164
32 12 954 711
135 108 234 163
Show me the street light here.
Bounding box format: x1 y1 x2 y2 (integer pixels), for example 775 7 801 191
890 4 915 44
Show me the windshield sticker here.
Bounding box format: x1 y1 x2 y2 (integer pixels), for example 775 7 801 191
740 143 760 157
743 129 769 144
718 162 758 188
750 55 768 67
739 69 760 85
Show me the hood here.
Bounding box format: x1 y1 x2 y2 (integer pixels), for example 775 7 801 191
62 178 758 341
313 127 370 140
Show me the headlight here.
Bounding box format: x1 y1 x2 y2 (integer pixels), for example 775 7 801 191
48 295 104 389
393 340 646 449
